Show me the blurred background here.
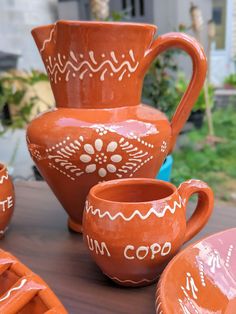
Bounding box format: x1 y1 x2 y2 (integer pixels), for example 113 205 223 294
0 0 235 203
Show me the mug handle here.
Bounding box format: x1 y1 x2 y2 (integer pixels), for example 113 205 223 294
142 32 207 152
177 179 214 243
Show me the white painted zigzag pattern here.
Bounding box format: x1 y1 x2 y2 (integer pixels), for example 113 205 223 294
106 274 158 285
85 195 184 221
0 278 27 302
40 27 55 53
45 49 139 83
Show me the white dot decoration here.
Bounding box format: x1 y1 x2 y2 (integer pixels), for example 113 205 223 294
72 73 76 77
89 73 93 77
79 54 84 58
101 54 105 57
63 55 66 59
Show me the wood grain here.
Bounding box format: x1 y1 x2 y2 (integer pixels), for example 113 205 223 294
0 181 235 313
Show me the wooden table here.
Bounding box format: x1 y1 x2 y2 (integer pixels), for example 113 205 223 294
1 181 235 313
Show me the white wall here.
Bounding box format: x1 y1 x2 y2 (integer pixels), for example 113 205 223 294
153 0 212 80
0 0 58 71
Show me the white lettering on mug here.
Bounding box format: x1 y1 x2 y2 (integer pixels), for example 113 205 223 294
86 235 111 257
161 242 172 256
124 245 135 260
150 243 161 259
136 246 149 260
0 196 13 212
124 242 172 260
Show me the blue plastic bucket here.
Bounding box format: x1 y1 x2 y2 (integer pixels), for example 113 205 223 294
156 155 173 182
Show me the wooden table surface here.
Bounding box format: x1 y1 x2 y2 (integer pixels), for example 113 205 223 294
1 181 235 314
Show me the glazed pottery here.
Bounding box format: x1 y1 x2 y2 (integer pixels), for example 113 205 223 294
83 178 214 287
0 249 67 313
156 228 236 314
27 21 207 232
0 163 14 238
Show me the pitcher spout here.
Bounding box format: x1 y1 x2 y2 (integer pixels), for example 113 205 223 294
31 24 55 55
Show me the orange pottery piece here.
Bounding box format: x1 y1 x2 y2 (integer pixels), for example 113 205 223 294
27 21 207 233
0 249 67 313
0 163 14 238
156 228 236 314
83 178 214 287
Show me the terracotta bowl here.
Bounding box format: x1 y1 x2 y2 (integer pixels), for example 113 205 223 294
0 249 67 313
156 228 236 314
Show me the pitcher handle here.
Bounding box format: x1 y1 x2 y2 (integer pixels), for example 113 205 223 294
177 179 214 243
142 32 207 152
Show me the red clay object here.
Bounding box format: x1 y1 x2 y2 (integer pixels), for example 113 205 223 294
27 21 207 232
0 249 67 313
156 228 236 314
0 163 14 238
83 178 214 287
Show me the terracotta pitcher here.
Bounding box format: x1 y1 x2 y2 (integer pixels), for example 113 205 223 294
27 21 207 232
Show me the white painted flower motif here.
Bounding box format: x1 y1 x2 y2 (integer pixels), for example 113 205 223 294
80 139 122 177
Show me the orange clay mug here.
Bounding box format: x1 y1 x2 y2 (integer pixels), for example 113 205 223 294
0 163 14 238
83 178 214 287
27 21 207 232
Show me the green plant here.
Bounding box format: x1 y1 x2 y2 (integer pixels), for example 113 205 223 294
175 73 214 112
0 70 49 133
172 106 236 200
224 74 236 87
142 49 182 118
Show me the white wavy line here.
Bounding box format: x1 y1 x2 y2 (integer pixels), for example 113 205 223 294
0 172 8 184
0 279 27 302
107 275 155 284
40 28 54 53
85 196 184 221
47 59 139 76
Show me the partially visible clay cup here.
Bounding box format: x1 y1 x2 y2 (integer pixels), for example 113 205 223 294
83 178 214 287
0 163 15 238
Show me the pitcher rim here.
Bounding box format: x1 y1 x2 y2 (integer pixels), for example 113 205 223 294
31 20 158 33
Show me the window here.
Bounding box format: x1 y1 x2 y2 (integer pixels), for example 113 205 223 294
122 0 145 17
212 0 226 49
